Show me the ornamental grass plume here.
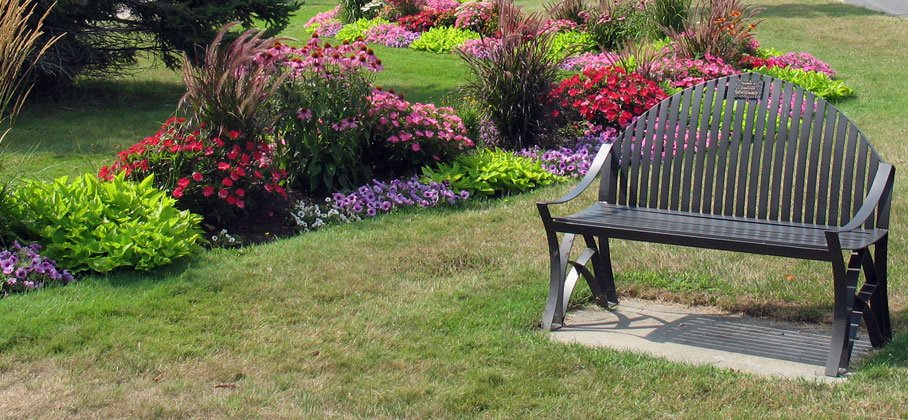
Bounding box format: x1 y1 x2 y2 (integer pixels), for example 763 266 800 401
180 23 287 138
665 0 763 64
0 0 61 142
460 0 567 150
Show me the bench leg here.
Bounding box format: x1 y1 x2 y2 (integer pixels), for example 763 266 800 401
584 235 618 305
872 238 892 343
541 232 575 330
825 249 863 377
855 239 892 347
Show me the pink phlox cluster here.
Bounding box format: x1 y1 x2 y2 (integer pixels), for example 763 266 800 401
653 54 738 89
304 7 343 37
369 89 475 151
365 23 421 48
454 1 497 32
767 52 836 77
332 176 469 217
457 38 494 59
560 52 621 71
424 0 460 11
541 19 579 34
258 37 384 78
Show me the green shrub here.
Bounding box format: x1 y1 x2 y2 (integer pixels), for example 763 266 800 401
273 68 375 195
421 148 564 197
751 66 855 102
410 26 479 53
340 0 378 22
8 174 204 273
548 31 597 61
587 0 653 51
336 17 390 42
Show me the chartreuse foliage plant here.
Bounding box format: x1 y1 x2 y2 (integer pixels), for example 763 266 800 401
421 148 564 197
548 30 596 61
336 17 391 42
410 26 480 53
7 174 204 274
751 66 855 102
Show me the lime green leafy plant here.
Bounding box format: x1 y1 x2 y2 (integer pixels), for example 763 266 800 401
8 174 204 273
410 26 479 53
336 17 390 42
421 148 564 197
751 66 855 102
548 30 597 61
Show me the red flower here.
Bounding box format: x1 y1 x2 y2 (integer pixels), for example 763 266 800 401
192 172 203 182
177 177 190 188
173 187 184 199
228 130 241 140
235 188 245 197
235 199 245 209
202 186 215 197
217 162 231 171
218 188 229 199
222 178 234 187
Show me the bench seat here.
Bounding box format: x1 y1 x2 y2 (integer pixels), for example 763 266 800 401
552 203 885 261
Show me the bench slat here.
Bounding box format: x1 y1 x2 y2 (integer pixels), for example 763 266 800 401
781 88 806 222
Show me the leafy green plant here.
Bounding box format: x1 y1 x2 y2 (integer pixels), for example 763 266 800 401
340 0 376 22
410 26 479 53
461 0 566 149
751 66 855 102
7 174 204 273
274 68 375 195
587 0 654 51
421 148 564 197
336 17 391 42
548 30 597 61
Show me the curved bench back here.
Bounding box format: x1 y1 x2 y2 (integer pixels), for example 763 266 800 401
605 73 886 228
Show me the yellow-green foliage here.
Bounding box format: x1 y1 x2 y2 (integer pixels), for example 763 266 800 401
8 174 204 273
410 26 479 53
422 148 564 196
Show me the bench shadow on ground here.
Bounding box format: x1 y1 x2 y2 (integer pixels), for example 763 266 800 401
564 305 907 369
757 3 883 19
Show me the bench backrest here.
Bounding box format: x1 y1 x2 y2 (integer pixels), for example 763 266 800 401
603 73 887 228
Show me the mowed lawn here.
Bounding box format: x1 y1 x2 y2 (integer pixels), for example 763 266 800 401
2 0 908 417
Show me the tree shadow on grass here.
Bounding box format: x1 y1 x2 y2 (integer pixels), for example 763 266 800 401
757 2 884 19
99 257 196 289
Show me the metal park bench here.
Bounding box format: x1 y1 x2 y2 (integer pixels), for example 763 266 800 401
537 73 894 377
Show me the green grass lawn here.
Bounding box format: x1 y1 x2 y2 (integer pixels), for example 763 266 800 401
2 0 908 417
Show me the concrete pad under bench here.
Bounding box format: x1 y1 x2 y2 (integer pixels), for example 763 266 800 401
550 299 873 382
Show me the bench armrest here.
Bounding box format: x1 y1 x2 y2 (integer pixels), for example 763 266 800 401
536 142 615 216
832 163 894 234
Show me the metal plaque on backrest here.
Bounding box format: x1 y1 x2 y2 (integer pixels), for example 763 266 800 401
733 80 764 100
